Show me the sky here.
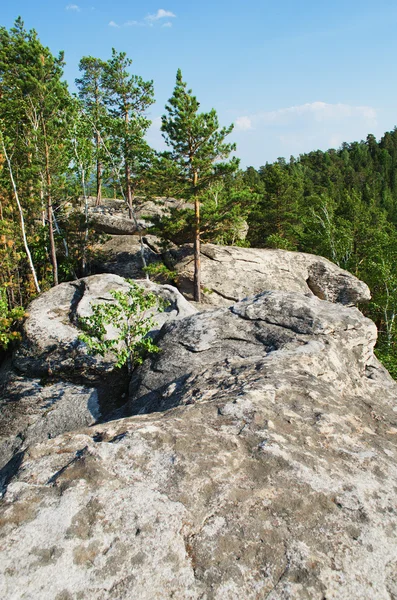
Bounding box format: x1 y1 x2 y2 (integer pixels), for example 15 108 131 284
2 1 397 167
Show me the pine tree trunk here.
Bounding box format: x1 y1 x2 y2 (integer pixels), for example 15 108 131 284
125 162 133 219
95 89 102 206
193 171 201 302
96 159 102 205
96 129 102 206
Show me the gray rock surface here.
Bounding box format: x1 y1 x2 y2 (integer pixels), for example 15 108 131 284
6 274 196 441
0 369 98 472
170 244 371 307
92 235 162 279
87 197 192 235
1 291 397 599
127 291 380 415
13 274 195 382
89 212 147 235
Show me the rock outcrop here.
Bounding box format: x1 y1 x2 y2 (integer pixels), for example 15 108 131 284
87 197 192 235
169 244 371 307
12 274 196 384
0 275 196 470
1 287 397 599
92 235 162 280
128 291 381 415
0 368 98 474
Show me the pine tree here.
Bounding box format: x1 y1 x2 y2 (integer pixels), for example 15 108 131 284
102 49 155 219
0 17 72 288
76 56 107 205
161 69 238 302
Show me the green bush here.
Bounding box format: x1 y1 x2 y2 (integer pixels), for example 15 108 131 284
0 288 26 350
78 280 165 374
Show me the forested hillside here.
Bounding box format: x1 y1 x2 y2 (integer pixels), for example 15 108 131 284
1 18 397 375
242 134 397 375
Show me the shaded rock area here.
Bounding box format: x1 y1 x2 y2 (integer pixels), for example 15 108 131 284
128 291 380 415
87 197 192 235
0 367 98 472
1 290 397 599
169 244 371 307
0 275 196 472
89 213 146 235
91 235 162 280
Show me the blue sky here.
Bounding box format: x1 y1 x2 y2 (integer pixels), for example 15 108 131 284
2 1 397 167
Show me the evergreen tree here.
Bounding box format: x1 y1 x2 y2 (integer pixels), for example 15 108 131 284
76 56 107 205
161 69 238 301
102 49 155 219
0 17 72 289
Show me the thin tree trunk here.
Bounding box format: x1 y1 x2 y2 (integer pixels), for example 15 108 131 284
1 137 41 294
95 87 102 206
125 161 133 219
96 158 102 205
52 209 78 280
95 130 102 206
42 119 58 286
45 142 58 286
81 166 89 276
72 135 90 276
193 171 201 302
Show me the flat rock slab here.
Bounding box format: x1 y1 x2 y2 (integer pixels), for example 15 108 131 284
170 244 371 307
1 291 397 599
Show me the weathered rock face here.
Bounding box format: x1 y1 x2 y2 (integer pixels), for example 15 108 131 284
92 235 162 280
128 291 380 415
0 367 98 472
87 197 192 235
170 244 371 307
89 212 146 235
1 290 397 599
0 275 196 468
12 274 196 385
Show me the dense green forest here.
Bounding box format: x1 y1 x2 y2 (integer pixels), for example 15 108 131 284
1 18 397 376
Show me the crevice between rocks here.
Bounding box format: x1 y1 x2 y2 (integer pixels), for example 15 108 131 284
68 279 86 326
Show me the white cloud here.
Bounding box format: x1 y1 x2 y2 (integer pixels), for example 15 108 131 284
233 101 380 167
66 4 81 11
235 116 253 131
109 9 176 29
247 101 377 126
146 9 176 22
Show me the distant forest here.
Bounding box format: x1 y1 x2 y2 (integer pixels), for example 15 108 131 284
1 18 397 376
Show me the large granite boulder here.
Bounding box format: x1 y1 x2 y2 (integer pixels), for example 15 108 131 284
3 275 196 447
89 213 146 235
128 291 381 415
1 275 196 475
169 244 371 307
1 291 397 599
13 274 196 383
